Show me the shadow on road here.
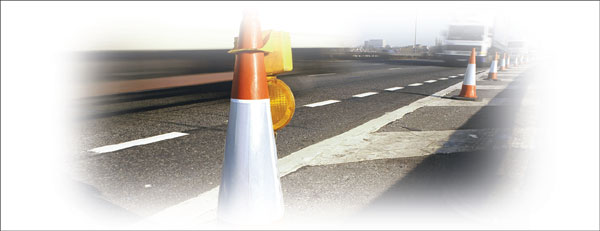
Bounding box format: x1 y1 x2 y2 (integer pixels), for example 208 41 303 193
350 75 530 225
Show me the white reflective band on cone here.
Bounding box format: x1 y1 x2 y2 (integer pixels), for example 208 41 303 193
489 60 498 73
218 98 284 224
463 63 477 86
500 58 506 68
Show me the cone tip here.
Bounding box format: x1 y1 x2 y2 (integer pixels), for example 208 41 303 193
469 48 476 64
237 9 263 49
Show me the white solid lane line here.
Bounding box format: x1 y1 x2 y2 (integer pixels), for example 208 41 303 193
407 83 423 87
89 132 189 154
439 77 448 80
384 87 404 91
304 100 341 107
424 80 437 83
388 67 403 70
308 73 336 77
353 92 379 98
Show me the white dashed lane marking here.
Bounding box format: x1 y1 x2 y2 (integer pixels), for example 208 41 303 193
458 74 464 76
88 132 189 154
449 75 458 78
141 69 509 225
384 87 404 92
439 77 448 80
304 100 341 107
407 83 423 87
353 92 379 98
388 67 403 70
424 80 437 83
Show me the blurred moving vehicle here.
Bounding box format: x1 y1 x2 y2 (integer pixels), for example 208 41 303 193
439 21 494 65
438 18 527 66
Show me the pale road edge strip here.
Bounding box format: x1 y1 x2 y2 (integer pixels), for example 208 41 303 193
88 132 189 154
307 128 534 166
279 69 488 176
138 69 494 227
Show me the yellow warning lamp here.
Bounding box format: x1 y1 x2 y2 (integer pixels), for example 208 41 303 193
267 76 295 131
231 30 295 131
262 31 295 131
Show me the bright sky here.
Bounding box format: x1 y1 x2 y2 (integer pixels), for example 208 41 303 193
0 1 593 52
1 1 560 51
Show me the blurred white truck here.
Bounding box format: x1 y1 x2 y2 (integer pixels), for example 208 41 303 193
439 22 494 65
439 18 525 65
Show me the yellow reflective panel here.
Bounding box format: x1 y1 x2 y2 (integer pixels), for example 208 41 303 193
267 77 295 131
262 31 293 75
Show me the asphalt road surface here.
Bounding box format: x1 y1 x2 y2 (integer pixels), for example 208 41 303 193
70 59 488 225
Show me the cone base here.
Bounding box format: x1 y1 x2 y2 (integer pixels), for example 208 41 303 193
458 84 477 99
487 72 498 80
451 96 479 101
218 212 284 226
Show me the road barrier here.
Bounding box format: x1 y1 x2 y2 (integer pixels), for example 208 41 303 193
217 11 284 225
500 53 507 71
453 48 478 100
487 52 499 81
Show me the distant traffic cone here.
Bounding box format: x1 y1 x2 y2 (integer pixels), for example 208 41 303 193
500 53 507 71
487 52 499 81
218 11 284 224
515 55 520 66
453 48 477 100
506 54 511 68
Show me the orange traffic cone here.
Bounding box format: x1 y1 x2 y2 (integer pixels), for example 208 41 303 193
500 53 507 71
218 11 284 224
453 48 478 100
506 54 511 68
487 52 499 81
